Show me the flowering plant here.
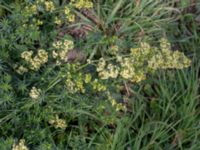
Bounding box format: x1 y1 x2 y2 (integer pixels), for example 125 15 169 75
0 0 193 149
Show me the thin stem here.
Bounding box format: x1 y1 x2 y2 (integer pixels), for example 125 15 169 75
0 4 12 13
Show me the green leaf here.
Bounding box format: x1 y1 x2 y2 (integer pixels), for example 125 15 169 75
106 0 124 24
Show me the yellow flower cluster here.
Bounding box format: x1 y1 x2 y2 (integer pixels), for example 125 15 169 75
64 63 107 94
21 51 33 62
52 39 74 62
120 58 146 82
107 93 126 112
65 78 78 94
66 71 106 94
70 0 93 9
97 58 120 80
49 115 67 129
148 38 191 69
85 73 92 83
130 42 151 63
92 79 107 92
66 72 85 93
21 49 48 71
44 1 55 12
97 57 145 82
96 38 191 83
54 16 62 25
12 139 28 150
32 18 43 26
16 66 28 75
109 45 119 55
29 86 41 100
24 4 37 18
64 6 75 23
119 57 135 79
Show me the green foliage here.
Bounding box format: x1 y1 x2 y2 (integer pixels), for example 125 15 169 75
0 0 199 149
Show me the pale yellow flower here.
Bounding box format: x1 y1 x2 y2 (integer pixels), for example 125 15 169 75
107 64 119 78
64 6 70 15
84 73 92 83
49 115 67 129
67 14 75 23
21 49 48 71
63 39 74 50
30 56 41 70
52 50 58 58
55 17 62 25
36 20 43 26
59 50 68 60
29 87 41 99
16 66 28 75
92 79 107 91
97 58 106 72
109 45 119 55
44 1 55 12
73 0 93 9
21 51 33 62
12 139 28 150
37 49 48 63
